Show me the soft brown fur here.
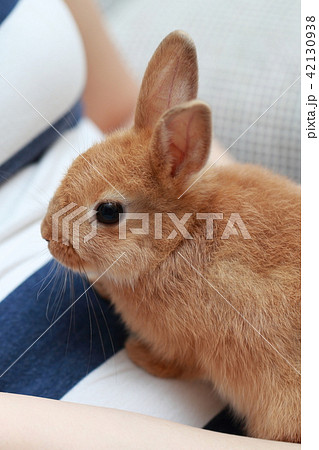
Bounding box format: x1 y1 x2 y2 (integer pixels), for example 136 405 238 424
41 31 301 442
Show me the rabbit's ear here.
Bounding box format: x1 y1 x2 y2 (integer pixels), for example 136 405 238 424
135 31 198 130
150 100 212 183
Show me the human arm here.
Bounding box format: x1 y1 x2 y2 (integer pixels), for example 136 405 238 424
64 0 139 132
0 393 300 449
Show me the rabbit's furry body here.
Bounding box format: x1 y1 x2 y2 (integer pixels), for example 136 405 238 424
42 31 300 442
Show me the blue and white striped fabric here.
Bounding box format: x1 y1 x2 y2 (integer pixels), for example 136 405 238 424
0 0 86 183
0 0 19 24
0 0 242 436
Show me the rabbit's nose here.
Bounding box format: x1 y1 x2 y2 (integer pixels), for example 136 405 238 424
41 216 52 242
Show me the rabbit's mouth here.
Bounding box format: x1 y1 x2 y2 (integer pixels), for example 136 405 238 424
47 239 88 273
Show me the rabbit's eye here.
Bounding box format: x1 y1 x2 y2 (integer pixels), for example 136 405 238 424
96 202 124 224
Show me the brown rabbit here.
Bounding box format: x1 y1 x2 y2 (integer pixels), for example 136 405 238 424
41 31 301 442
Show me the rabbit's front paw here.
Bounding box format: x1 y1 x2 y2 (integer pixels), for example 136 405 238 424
125 337 183 379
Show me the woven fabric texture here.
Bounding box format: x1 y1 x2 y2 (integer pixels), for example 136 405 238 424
100 0 300 182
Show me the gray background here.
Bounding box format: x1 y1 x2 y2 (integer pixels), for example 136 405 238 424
98 0 300 182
